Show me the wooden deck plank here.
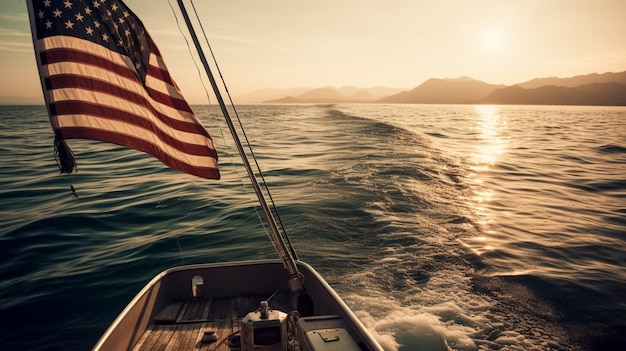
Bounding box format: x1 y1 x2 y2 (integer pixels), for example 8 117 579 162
153 324 175 351
201 298 212 320
132 292 294 351
162 324 185 351
152 302 183 324
135 324 167 351
187 299 203 320
212 299 234 351
179 322 199 350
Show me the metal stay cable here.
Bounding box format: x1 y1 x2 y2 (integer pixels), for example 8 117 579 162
167 0 275 244
187 0 298 260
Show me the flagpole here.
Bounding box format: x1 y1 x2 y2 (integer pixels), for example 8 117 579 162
175 0 304 293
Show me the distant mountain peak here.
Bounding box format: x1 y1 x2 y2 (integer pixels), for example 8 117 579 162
380 77 504 104
454 76 478 82
426 76 478 82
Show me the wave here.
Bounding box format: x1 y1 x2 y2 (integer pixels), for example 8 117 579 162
597 144 626 154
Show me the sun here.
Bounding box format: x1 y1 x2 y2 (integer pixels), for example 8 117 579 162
480 27 505 52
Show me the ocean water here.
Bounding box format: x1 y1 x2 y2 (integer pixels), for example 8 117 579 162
0 104 625 350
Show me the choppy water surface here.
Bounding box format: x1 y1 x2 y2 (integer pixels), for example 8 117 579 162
1 104 624 350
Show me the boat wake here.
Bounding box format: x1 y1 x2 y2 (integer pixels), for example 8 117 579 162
304 106 585 350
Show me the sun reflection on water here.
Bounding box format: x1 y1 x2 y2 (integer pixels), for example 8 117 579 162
466 105 507 256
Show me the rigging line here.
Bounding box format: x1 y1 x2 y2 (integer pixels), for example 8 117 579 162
176 236 185 265
177 0 304 293
168 0 272 243
166 0 212 106
167 0 253 260
186 1 276 214
188 0 297 260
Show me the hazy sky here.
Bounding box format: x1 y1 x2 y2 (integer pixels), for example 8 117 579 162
1 0 625 103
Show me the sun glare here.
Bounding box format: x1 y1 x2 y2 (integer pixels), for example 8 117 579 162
480 27 504 52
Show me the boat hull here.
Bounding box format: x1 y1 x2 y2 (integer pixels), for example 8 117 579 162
94 260 382 351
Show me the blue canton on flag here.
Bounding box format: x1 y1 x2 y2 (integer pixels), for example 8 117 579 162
33 0 151 82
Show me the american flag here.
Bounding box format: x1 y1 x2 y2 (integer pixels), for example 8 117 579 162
27 0 220 180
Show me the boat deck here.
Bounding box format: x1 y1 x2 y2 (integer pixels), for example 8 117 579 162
132 292 293 351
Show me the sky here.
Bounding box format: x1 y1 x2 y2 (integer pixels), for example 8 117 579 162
1 0 625 103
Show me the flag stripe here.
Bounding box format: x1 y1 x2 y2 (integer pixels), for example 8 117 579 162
58 127 219 179
43 60 217 156
43 58 198 126
45 74 208 137
147 55 176 88
41 40 194 116
40 37 194 116
54 114 218 166
51 99 217 158
42 48 138 84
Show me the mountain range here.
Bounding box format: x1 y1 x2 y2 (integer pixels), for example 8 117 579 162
2 71 625 106
261 71 626 106
244 86 405 104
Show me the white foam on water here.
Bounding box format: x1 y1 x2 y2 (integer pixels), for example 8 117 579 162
339 256 563 351
351 298 480 351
